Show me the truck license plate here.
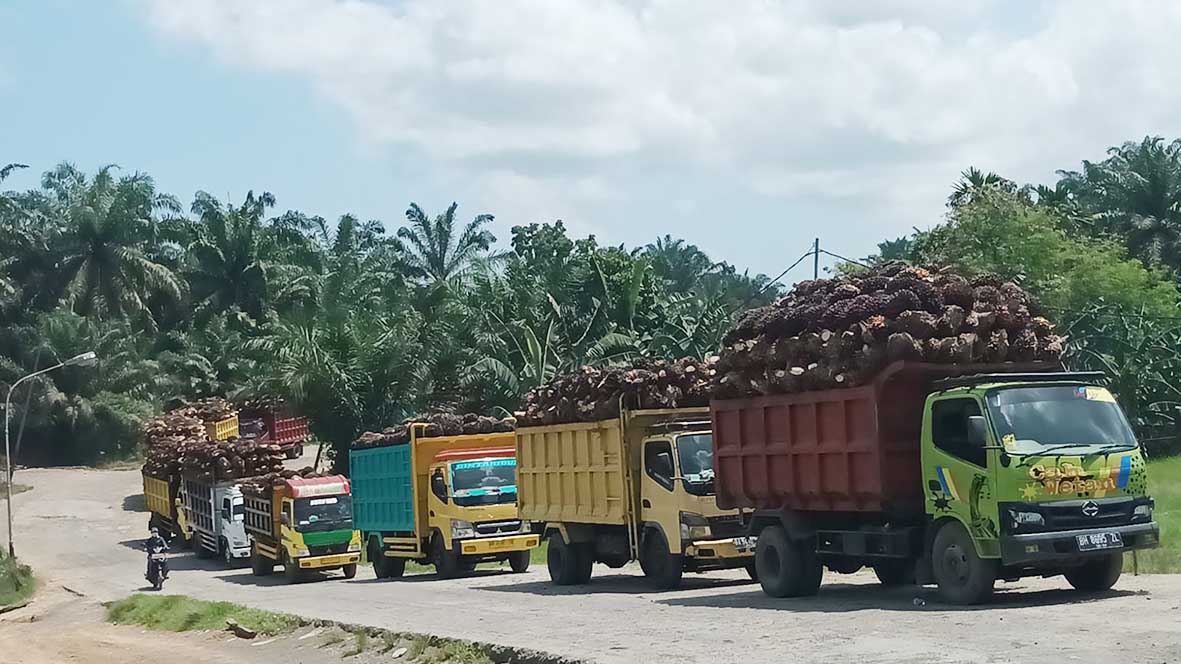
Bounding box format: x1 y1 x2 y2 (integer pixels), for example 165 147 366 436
734 536 756 552
1076 531 1123 552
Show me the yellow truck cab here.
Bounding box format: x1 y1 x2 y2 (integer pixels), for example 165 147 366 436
351 428 539 579
517 407 755 589
244 475 362 583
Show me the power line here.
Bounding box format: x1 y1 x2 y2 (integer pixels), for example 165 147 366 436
818 248 871 269
727 247 815 316
1043 306 1181 322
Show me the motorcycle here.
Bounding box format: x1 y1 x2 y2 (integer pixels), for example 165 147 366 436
146 547 168 591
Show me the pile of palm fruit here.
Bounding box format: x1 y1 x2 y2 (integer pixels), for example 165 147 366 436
352 412 517 449
141 405 284 481
187 396 237 422
713 263 1065 398
516 357 717 426
239 467 324 497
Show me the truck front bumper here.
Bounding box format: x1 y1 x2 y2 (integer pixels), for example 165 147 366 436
1001 522 1159 566
298 553 361 569
684 537 756 569
458 534 539 556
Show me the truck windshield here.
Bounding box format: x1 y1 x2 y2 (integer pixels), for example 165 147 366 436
293 495 353 533
676 433 715 497
986 385 1138 456
450 458 517 507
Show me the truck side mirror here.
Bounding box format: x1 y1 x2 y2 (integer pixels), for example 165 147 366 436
967 416 988 447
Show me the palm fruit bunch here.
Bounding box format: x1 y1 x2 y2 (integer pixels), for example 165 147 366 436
186 396 237 422
239 467 324 497
351 412 517 450
517 356 717 427
713 262 1065 398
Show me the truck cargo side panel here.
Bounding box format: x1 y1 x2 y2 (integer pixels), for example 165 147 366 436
517 420 628 526
350 445 415 533
142 475 174 517
713 387 889 512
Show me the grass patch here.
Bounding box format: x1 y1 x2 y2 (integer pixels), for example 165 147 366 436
1127 455 1181 573
342 631 369 657
106 594 302 636
0 481 31 497
0 553 34 607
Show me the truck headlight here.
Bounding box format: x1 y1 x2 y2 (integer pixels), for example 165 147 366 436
451 519 475 540
293 546 310 557
679 512 711 541
348 541 362 552
519 520 533 534
1009 510 1044 528
1134 504 1153 519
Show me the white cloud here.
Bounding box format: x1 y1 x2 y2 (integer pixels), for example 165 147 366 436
138 0 1181 267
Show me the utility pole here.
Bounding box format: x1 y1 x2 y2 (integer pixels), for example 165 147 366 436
813 238 820 279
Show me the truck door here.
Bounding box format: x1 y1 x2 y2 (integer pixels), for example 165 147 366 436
642 439 680 551
925 396 999 555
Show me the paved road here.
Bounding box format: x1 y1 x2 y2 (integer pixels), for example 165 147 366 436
5 466 1181 664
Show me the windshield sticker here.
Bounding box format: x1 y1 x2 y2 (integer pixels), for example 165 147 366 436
309 497 338 506
1001 433 1017 451
453 486 517 498
1028 461 1120 496
1020 482 1042 500
452 459 516 471
1083 386 1117 403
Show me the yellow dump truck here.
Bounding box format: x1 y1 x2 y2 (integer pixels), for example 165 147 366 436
516 407 755 588
350 427 539 579
244 475 361 583
142 471 192 546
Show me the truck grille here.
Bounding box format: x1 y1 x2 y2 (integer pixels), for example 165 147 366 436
475 520 522 536
707 514 746 539
308 542 350 557
1000 497 1145 534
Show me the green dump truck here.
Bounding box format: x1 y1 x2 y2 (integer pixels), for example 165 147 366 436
712 362 1160 604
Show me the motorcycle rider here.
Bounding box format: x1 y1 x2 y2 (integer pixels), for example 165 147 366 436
145 527 170 580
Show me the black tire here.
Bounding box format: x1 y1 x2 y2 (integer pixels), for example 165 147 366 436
250 545 273 577
509 550 531 574
433 535 461 579
640 530 683 590
546 534 592 585
221 539 237 567
370 537 393 579
754 525 822 598
341 563 358 579
872 559 915 587
283 554 304 584
286 444 303 460
1064 553 1122 592
931 522 997 605
745 561 759 582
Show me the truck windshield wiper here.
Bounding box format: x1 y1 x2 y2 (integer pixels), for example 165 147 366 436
1094 443 1138 454
1022 443 1093 456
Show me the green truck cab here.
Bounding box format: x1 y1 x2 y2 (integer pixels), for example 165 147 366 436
244 475 362 583
712 363 1160 604
919 373 1158 602
351 428 539 580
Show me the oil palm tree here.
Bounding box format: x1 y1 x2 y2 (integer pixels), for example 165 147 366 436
396 202 499 287
47 164 183 326
643 235 716 293
187 190 281 321
1058 136 1181 270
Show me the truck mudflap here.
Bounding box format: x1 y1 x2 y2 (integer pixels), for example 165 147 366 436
1000 522 1159 566
458 534 539 556
684 537 756 565
298 553 361 569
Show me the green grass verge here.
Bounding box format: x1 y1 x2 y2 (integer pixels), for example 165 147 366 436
1127 455 1181 573
106 594 303 635
0 481 31 497
0 553 34 607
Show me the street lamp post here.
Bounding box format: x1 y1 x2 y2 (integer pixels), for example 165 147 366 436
4 351 97 557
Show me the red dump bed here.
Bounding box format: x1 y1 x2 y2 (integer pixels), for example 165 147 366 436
711 361 1056 515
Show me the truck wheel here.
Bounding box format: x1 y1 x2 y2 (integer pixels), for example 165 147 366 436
1064 553 1122 592
931 522 997 605
755 525 822 598
873 559 915 587
341 563 358 579
509 550 531 574
250 545 273 577
284 560 303 584
286 444 302 460
547 534 591 585
222 539 234 567
640 530 683 590
433 535 461 579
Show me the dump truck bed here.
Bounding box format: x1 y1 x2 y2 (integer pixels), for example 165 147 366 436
711 361 1057 514
516 408 708 526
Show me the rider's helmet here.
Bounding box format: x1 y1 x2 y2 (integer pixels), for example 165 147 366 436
150 527 160 536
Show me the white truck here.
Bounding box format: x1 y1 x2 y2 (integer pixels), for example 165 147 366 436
182 475 252 565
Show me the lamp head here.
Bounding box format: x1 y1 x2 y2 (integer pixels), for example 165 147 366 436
65 351 97 367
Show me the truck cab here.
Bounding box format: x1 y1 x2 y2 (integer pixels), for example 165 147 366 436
217 486 250 562
246 476 362 582
638 427 755 586
921 374 1159 603
426 449 537 575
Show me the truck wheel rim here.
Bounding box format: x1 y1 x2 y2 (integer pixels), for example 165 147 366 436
942 544 971 584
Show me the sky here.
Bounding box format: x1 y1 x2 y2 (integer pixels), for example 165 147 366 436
5 0 1181 281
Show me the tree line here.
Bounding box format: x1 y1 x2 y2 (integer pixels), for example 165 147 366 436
4 135 1181 466
0 163 774 466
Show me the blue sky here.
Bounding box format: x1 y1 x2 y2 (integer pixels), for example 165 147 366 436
5 1 1181 283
